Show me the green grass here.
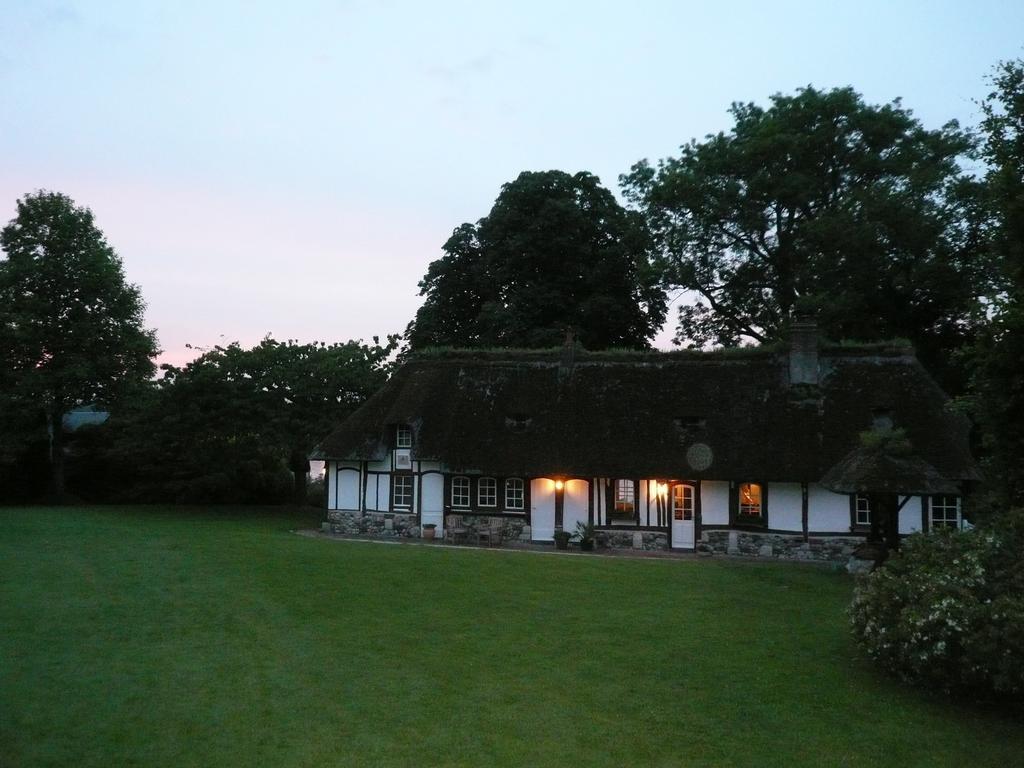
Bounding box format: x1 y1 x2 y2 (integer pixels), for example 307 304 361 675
1 507 1021 767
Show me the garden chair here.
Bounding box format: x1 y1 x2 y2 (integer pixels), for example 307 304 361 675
445 515 469 545
475 518 503 547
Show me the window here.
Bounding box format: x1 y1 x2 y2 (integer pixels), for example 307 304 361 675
613 479 635 514
855 495 871 527
738 483 762 517
505 478 525 510
396 424 412 448
451 476 470 508
930 495 960 530
673 484 694 521
478 477 497 507
392 475 413 509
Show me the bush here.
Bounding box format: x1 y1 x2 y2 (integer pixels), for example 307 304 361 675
306 476 326 507
849 509 1024 698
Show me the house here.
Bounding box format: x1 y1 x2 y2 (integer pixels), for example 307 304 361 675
313 323 977 561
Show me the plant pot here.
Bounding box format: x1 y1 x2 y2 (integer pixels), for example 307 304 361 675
579 539 594 552
553 532 571 550
422 525 436 541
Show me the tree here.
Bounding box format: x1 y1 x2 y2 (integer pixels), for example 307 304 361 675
621 86 988 385
406 170 666 350
106 336 397 504
964 59 1024 506
0 191 158 500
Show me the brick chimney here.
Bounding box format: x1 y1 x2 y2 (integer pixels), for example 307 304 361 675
788 318 819 385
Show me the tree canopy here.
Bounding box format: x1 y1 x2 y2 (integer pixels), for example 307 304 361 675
104 336 397 504
0 191 158 498
406 170 666 351
621 86 988 384
964 59 1024 507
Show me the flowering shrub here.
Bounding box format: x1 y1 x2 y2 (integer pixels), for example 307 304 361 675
849 509 1024 698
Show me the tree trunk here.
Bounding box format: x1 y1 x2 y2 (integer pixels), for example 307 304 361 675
291 454 310 505
49 409 65 503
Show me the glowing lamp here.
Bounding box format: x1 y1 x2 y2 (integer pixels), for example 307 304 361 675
554 480 564 491
658 482 668 497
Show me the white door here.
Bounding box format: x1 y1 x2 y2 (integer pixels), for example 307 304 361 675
671 484 695 549
531 479 555 541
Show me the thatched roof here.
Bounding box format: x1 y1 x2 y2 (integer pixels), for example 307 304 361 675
314 345 978 486
819 446 962 495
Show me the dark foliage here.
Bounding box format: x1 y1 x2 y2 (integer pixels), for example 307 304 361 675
102 337 396 504
406 170 666 351
621 86 989 390
0 191 158 500
850 509 1024 699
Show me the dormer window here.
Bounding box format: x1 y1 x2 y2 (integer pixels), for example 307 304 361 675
396 424 412 448
505 414 532 432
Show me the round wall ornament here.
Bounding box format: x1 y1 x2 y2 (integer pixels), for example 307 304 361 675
686 442 713 471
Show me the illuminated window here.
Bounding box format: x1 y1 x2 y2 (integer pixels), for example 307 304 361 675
505 478 524 510
451 476 470 507
396 424 412 448
392 475 413 509
738 483 762 517
930 496 960 530
673 484 694 521
855 495 871 526
614 480 635 514
478 477 497 507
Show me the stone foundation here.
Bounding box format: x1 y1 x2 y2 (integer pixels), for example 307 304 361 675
326 510 419 538
324 510 858 562
701 530 859 562
449 514 531 542
596 529 669 551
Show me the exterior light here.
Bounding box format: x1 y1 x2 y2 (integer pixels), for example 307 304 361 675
658 483 668 497
554 480 564 491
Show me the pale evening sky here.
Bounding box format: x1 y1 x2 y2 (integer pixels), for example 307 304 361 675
2 1 1022 366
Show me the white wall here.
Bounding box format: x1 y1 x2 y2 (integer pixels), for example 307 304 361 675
807 484 850 532
336 463 361 511
769 482 803 532
564 479 589 533
701 481 730 525
899 496 923 534
326 462 337 509
531 478 556 541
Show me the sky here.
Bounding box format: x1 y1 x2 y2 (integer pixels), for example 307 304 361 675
2 0 1022 366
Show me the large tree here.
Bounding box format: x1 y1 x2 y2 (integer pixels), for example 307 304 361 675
106 336 396 504
965 60 1024 506
0 191 158 499
406 170 666 350
621 86 988 383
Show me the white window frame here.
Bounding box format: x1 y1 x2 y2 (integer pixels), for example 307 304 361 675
739 483 762 517
478 477 497 507
505 478 525 510
930 495 960 530
672 484 694 521
451 476 470 508
855 495 871 527
392 474 414 510
396 424 412 449
614 479 635 514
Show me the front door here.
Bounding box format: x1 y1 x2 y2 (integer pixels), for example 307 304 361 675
671 484 695 549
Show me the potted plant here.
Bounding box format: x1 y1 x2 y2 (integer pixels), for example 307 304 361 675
422 523 437 541
575 521 597 552
553 530 572 551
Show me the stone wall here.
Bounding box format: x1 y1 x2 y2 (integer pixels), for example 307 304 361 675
596 529 669 551
326 510 419 538
324 509 858 562
446 514 531 543
701 529 859 562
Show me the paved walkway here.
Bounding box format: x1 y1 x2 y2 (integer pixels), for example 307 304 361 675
294 528 835 567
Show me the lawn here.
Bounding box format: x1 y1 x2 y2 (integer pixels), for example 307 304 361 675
1 507 1021 767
